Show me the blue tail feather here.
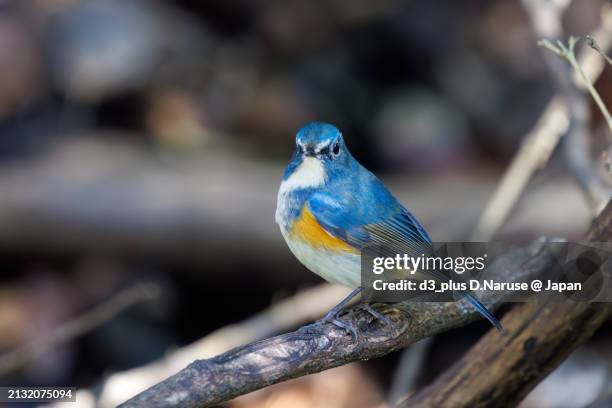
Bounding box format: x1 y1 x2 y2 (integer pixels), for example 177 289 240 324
464 293 504 333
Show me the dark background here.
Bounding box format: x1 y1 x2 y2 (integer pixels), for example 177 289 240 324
0 0 610 407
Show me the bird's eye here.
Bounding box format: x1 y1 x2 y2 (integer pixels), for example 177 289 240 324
332 141 340 156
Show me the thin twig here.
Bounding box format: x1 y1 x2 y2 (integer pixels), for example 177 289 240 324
471 3 612 240
0 282 161 375
539 37 612 135
471 0 571 242
470 97 569 241
538 35 612 212
587 35 612 67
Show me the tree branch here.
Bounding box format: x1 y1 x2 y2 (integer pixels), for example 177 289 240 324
402 200 612 407
536 18 612 212
471 3 612 240
402 301 611 408
119 239 556 408
68 284 351 408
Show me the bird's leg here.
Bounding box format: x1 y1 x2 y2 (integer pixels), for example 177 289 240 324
300 287 362 340
301 315 359 340
322 287 362 321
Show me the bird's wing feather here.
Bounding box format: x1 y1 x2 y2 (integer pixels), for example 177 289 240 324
309 191 452 292
306 178 503 331
307 187 432 256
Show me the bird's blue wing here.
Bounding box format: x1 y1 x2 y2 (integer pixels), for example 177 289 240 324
307 177 431 254
309 190 434 274
307 178 503 332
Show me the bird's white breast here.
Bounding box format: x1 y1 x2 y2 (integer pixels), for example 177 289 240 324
284 234 361 288
275 156 361 288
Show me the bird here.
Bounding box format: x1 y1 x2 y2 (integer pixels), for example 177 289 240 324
275 122 502 334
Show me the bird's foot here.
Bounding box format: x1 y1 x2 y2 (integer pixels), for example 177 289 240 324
300 311 359 340
300 288 364 340
324 315 359 340
358 303 394 329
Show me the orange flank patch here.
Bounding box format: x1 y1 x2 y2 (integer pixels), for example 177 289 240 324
290 205 356 253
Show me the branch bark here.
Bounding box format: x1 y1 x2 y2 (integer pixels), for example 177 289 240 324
76 284 351 407
401 200 612 407
402 300 611 408
118 238 556 408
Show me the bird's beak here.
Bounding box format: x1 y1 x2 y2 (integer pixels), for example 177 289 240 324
303 145 316 157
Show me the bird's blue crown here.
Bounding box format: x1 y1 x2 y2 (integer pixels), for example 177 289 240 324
295 122 342 147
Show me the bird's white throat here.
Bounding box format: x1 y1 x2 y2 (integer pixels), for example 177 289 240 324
275 156 326 227
278 156 326 194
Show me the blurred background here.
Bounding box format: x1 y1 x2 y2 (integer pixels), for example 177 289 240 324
0 0 611 407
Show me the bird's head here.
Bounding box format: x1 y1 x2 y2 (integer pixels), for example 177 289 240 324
295 122 345 158
281 122 352 189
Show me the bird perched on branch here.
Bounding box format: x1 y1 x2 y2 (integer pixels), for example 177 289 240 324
275 122 502 335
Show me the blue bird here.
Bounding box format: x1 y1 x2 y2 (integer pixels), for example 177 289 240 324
275 122 502 333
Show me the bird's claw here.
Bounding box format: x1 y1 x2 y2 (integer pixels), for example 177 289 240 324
300 303 393 340
325 315 359 340
300 312 360 341
359 303 394 329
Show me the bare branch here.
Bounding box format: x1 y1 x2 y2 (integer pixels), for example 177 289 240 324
402 200 612 407
540 36 612 135
471 3 612 240
587 35 612 67
118 197 612 408
538 33 612 212
118 239 556 408
86 284 350 407
403 301 611 407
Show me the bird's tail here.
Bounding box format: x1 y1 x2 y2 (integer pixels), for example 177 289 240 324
463 292 504 333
